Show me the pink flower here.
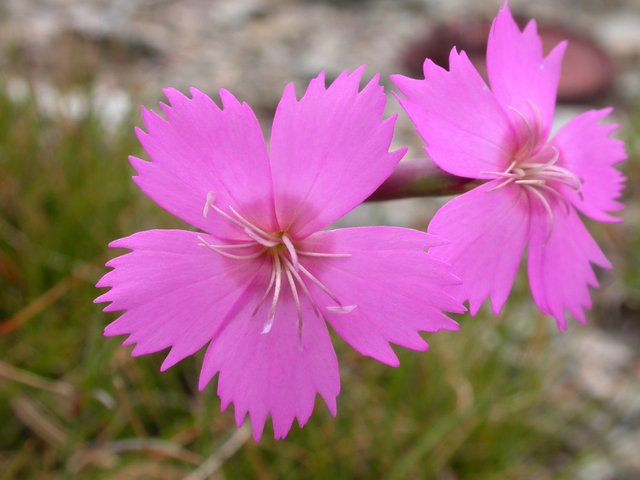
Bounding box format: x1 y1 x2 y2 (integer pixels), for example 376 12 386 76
95 68 463 440
392 3 626 330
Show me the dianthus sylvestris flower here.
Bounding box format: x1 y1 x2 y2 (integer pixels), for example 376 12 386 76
96 68 463 440
392 3 626 329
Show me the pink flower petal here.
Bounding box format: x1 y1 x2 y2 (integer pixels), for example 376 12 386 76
552 108 626 223
427 182 530 315
528 205 611 330
96 229 264 370
303 226 449 251
132 88 277 238
391 49 513 179
269 67 405 238
298 227 463 367
198 294 340 441
486 2 566 135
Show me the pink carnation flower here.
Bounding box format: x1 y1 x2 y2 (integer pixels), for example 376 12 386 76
96 68 463 440
392 3 626 330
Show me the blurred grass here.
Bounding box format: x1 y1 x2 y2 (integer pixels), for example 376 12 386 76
619 100 640 311
0 80 637 479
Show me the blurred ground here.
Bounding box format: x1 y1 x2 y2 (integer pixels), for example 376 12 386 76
1 0 639 478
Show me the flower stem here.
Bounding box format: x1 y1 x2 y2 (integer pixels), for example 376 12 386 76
367 158 475 201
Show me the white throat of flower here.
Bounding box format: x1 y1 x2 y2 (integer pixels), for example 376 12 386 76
482 103 583 239
198 192 356 346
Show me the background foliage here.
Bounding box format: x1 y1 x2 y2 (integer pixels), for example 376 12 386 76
0 80 638 479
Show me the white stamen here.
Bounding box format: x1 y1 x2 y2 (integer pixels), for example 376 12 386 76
486 177 516 192
281 256 322 319
203 195 252 231
535 172 582 190
509 106 538 155
228 205 280 244
243 227 280 247
197 241 256 250
297 263 355 312
515 179 546 186
526 99 544 137
197 236 266 260
326 305 357 314
252 261 277 317
262 254 283 334
504 160 518 173
524 185 554 242
536 183 572 215
486 171 517 179
298 251 352 258
281 234 299 271
284 257 357 318
284 267 303 345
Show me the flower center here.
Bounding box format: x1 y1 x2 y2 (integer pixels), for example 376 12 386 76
482 104 583 237
197 192 355 346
